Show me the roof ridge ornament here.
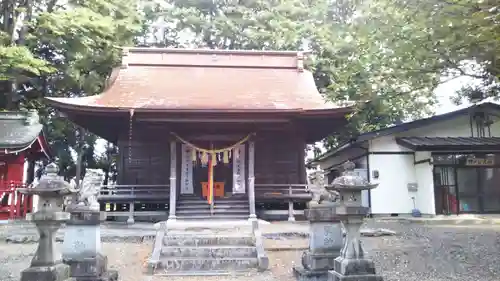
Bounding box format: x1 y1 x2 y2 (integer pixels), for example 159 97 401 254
297 51 304 72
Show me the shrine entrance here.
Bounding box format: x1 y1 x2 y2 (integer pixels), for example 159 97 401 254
174 133 250 203
193 159 233 199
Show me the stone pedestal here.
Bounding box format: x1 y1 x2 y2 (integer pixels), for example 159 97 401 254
294 204 343 281
62 209 118 281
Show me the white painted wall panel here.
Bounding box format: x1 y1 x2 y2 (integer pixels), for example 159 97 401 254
368 152 416 214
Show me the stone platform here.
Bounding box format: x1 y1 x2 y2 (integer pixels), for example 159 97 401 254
147 220 268 276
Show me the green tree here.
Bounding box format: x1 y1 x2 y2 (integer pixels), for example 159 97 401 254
139 0 434 150
349 0 499 103
1 0 142 178
308 0 499 149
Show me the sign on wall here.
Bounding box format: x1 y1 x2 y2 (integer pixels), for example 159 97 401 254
180 144 194 194
466 157 495 166
232 144 246 194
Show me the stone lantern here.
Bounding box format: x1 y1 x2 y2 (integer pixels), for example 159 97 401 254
328 161 383 281
17 163 75 281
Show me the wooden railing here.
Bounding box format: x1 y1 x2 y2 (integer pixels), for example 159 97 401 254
255 184 311 201
98 184 170 202
97 183 312 223
98 184 170 223
254 184 311 221
0 181 32 220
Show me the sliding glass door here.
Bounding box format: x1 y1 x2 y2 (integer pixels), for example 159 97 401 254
456 168 480 212
433 167 457 214
481 168 500 212
455 167 500 213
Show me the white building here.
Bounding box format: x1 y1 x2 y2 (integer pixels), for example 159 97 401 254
312 102 500 216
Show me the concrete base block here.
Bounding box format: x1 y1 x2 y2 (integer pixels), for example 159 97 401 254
63 253 118 281
293 266 329 281
328 257 383 281
302 250 339 271
328 271 383 281
20 262 75 281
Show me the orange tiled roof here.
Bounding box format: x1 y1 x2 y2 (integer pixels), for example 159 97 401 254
46 48 343 111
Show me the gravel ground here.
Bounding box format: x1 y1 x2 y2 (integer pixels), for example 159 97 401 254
2 221 500 281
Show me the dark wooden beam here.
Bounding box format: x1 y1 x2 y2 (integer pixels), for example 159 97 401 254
136 117 292 123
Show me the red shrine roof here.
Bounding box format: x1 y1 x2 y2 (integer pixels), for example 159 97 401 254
0 111 51 159
46 48 347 112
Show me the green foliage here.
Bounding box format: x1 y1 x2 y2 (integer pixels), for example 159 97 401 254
140 0 431 149
308 0 500 149
1 0 142 178
149 0 314 50
360 0 499 102
0 46 55 81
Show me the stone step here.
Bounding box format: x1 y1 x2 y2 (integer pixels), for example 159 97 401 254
177 200 249 205
175 214 249 220
157 257 258 272
154 269 251 276
163 234 254 246
160 245 257 258
176 209 249 215
177 204 249 210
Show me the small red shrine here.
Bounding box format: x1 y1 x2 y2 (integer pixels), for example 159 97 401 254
0 111 51 220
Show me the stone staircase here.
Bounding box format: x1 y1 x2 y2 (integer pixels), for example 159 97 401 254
148 221 268 276
176 195 250 220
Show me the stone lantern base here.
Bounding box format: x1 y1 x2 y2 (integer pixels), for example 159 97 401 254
293 204 344 281
21 263 75 281
62 208 118 281
328 257 383 281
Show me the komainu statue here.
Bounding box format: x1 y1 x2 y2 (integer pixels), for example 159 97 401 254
67 169 105 211
307 170 339 206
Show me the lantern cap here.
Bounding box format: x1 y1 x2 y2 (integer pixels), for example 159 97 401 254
330 161 378 191
18 162 75 195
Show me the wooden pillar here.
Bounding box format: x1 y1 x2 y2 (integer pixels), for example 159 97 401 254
127 202 135 224
288 185 295 221
127 187 135 224
248 140 257 220
168 140 177 221
298 141 307 184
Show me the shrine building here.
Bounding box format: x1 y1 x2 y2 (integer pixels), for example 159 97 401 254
0 111 51 220
45 48 351 222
